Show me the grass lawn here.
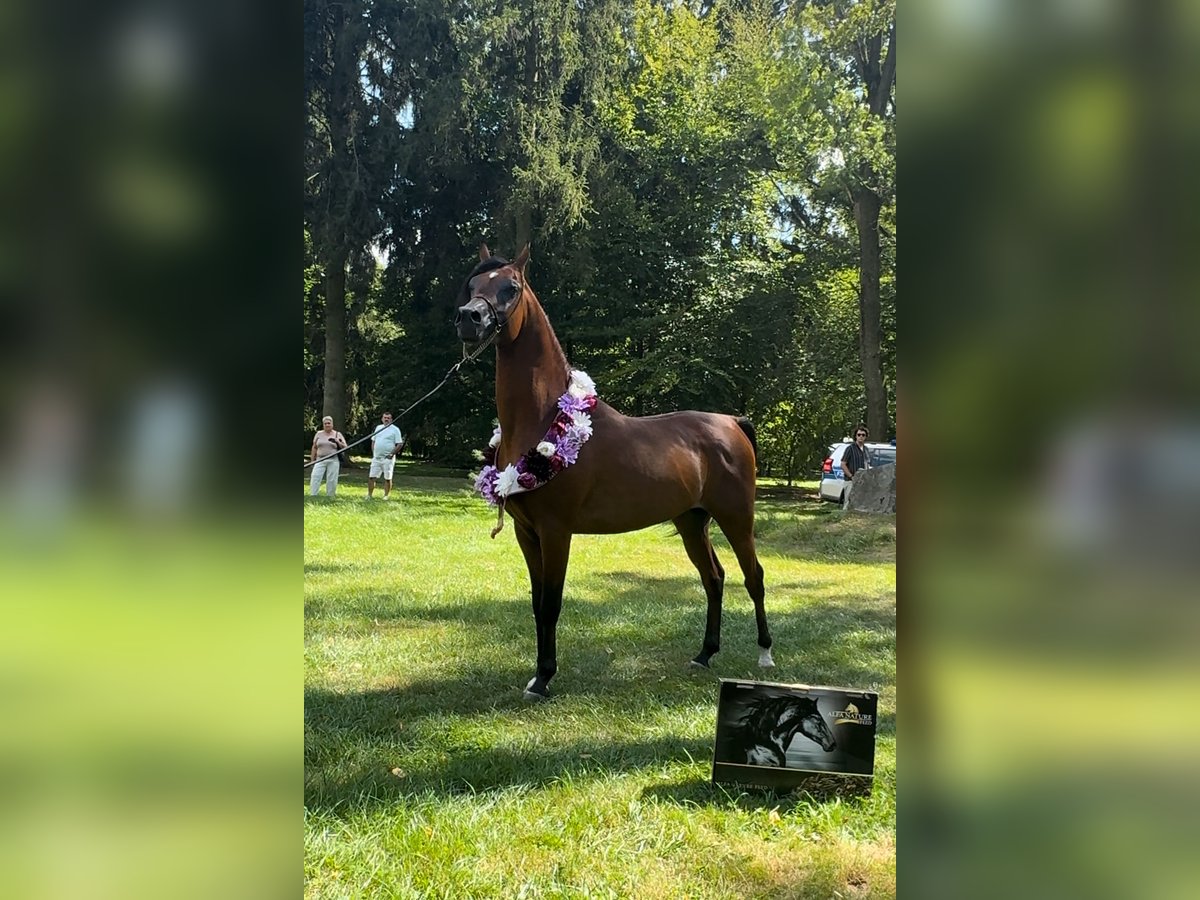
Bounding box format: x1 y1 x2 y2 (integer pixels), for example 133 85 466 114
305 459 896 899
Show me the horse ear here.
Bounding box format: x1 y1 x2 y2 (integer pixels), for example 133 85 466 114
514 243 530 272
478 242 491 262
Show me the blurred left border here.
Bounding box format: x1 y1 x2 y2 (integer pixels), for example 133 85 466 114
0 1 300 897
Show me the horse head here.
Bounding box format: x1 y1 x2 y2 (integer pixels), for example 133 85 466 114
783 697 837 752
454 243 531 345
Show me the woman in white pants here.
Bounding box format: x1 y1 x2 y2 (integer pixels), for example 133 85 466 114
310 416 346 496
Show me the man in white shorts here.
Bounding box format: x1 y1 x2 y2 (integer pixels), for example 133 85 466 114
367 412 403 499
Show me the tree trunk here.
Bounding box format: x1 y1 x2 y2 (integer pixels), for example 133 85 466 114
317 1 357 435
514 14 539 251
853 184 888 439
850 19 894 441
322 246 349 430
515 206 533 252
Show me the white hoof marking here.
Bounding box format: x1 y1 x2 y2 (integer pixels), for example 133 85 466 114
758 647 776 668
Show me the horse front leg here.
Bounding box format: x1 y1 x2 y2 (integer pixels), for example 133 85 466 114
513 520 545 695
523 530 572 700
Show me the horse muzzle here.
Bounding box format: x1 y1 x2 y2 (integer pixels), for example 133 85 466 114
454 302 490 343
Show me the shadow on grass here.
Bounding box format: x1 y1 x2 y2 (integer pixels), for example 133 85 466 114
326 597 889 683
306 734 717 815
306 476 894 816
640 775 876 810
304 562 356 575
312 570 894 692
305 672 888 818
305 575 893 816
304 672 715 814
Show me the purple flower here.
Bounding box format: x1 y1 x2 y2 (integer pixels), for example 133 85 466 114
472 375 598 508
556 435 581 466
558 393 587 414
473 465 499 505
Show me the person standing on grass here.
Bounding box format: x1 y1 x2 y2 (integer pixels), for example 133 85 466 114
310 416 346 497
840 424 870 508
367 411 403 500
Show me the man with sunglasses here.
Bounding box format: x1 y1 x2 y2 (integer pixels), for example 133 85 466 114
841 424 871 508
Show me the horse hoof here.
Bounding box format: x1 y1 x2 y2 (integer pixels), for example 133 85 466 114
758 647 776 668
689 658 711 670
523 677 550 701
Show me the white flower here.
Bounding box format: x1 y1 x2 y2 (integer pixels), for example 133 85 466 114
495 464 520 496
488 427 502 448
568 369 596 399
570 411 592 437
536 441 556 457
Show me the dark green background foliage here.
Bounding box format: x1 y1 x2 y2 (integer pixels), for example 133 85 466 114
305 0 895 481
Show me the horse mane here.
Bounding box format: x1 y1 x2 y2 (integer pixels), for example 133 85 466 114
738 694 793 733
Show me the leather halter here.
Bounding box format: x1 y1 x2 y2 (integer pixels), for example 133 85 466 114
468 268 525 338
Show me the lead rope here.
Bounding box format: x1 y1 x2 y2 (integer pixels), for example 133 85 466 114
491 498 505 538
303 317 504 469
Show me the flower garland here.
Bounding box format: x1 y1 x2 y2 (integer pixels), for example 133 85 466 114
472 370 597 505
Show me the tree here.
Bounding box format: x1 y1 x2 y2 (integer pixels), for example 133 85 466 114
795 0 895 438
843 2 895 440
301 0 897 471
726 0 896 441
304 0 405 430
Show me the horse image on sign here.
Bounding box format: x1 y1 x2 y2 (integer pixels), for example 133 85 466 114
730 694 837 767
713 680 878 791
454 244 775 700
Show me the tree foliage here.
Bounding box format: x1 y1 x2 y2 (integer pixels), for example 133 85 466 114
303 0 896 482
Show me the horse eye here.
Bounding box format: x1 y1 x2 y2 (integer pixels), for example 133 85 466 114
498 284 517 302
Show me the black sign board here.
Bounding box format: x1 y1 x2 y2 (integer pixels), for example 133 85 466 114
712 679 878 792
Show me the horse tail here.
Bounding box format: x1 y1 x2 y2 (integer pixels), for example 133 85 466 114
735 416 758 460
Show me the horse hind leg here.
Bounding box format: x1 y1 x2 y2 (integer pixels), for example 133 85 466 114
712 513 775 668
674 508 725 669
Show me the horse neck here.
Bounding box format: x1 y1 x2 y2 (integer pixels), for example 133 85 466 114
495 290 570 449
779 717 805 747
769 705 804 746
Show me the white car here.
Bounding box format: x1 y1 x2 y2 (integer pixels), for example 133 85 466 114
819 441 896 503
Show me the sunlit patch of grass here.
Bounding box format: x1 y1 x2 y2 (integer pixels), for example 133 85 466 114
305 468 895 898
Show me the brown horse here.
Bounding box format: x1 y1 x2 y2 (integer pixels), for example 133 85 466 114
454 243 774 699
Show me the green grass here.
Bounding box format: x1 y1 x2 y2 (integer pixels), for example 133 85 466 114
305 460 895 898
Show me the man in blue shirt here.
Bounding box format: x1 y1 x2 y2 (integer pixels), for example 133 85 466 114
367 412 403 500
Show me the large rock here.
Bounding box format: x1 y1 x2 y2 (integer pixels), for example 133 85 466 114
845 463 896 514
